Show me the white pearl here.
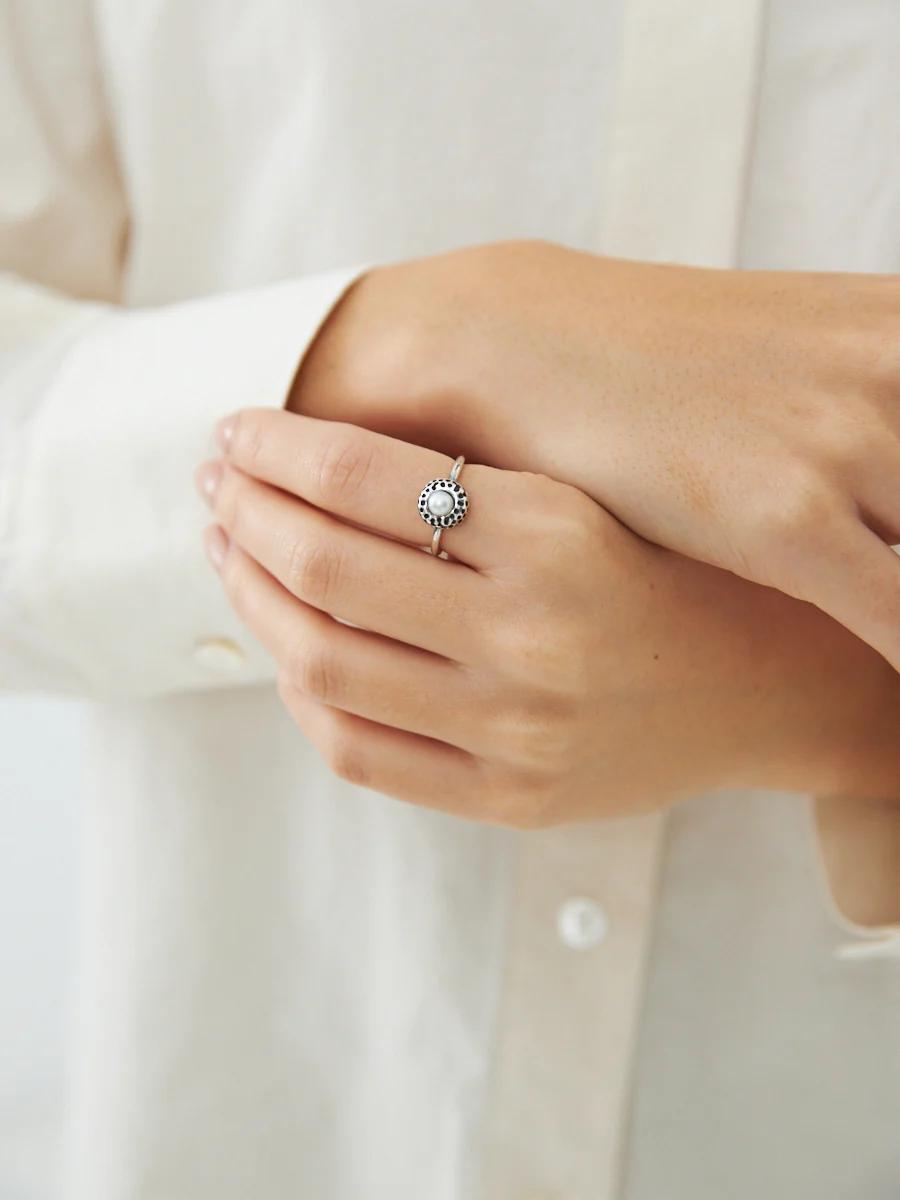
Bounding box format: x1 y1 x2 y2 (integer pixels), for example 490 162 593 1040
426 489 454 517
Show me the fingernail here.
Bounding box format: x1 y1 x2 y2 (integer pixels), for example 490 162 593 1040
195 460 224 505
215 415 236 452
203 525 229 570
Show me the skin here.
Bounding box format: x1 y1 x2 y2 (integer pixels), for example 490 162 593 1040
276 240 900 916
290 241 900 676
815 796 900 928
195 408 900 831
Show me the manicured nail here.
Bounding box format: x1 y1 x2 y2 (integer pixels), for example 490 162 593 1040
215 415 236 452
203 525 229 570
195 460 224 505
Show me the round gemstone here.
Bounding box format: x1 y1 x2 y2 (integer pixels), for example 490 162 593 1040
426 489 454 517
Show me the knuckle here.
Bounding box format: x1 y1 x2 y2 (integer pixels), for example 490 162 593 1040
499 700 575 775
773 471 836 543
513 471 569 523
521 707 573 769
805 409 881 478
516 476 608 571
287 537 342 606
739 465 842 592
482 769 556 831
545 478 600 527
290 640 344 705
743 463 830 546
316 429 379 508
556 493 611 558
323 721 370 789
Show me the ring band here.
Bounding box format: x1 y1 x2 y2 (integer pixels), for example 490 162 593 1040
418 455 468 557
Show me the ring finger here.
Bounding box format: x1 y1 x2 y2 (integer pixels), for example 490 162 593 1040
201 462 488 662
216 407 527 569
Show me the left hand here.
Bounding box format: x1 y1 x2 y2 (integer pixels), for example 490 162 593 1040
291 242 900 677
195 410 900 826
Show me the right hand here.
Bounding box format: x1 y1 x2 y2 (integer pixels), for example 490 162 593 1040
200 409 900 822
292 241 900 672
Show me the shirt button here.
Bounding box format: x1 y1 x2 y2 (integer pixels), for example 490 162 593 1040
192 636 246 673
556 896 608 950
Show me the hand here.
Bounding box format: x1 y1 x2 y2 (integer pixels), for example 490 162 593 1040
196 409 900 826
291 241 900 673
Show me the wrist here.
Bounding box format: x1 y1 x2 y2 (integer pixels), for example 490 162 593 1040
743 585 900 798
287 245 557 466
286 270 374 419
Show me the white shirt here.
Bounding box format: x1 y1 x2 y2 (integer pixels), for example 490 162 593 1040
2 1 899 1197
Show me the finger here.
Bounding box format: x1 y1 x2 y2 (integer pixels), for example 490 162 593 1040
208 463 487 662
211 531 491 752
219 407 525 568
277 682 488 819
793 520 900 674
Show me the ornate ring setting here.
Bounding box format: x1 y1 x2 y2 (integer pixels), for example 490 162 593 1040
417 456 468 556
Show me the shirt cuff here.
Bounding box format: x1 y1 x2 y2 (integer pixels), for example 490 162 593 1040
3 267 366 696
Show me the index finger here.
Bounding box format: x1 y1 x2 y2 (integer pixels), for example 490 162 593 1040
217 407 514 568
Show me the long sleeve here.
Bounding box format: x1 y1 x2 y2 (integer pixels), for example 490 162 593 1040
0 2 364 698
0 271 364 698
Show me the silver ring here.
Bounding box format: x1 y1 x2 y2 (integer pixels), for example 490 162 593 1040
418 456 468 556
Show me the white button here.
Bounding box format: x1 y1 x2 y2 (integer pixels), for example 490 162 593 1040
192 636 247 673
556 896 608 950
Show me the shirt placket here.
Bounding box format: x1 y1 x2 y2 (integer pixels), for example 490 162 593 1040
479 1 766 1196
479 816 666 1200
